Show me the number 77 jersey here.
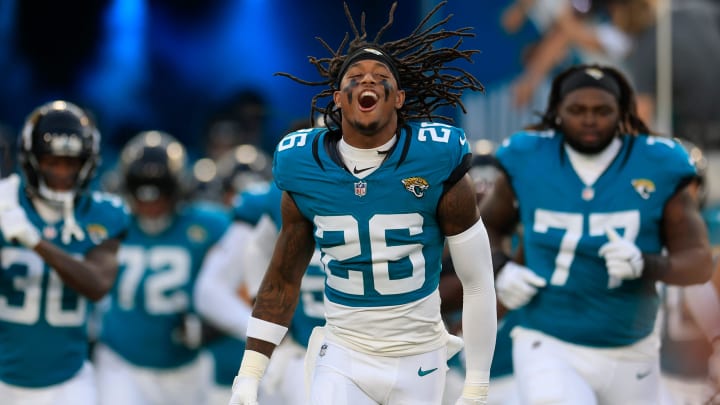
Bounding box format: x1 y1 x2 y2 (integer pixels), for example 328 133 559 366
496 131 697 347
273 122 471 355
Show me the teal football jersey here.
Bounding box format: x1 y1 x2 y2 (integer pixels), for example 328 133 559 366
497 131 696 347
99 202 230 368
231 183 274 226
273 122 471 308
206 335 246 386
0 190 129 387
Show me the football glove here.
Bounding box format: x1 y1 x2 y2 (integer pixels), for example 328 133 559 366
228 350 269 405
228 375 260 405
495 261 546 310
599 227 644 283
0 174 21 211
0 206 40 248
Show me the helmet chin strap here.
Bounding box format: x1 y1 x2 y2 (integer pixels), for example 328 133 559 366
38 182 85 244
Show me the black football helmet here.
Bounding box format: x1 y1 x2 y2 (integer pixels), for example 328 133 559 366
191 144 271 205
215 144 271 195
119 130 188 203
18 100 100 201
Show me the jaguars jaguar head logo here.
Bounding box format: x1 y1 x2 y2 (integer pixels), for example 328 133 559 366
632 179 656 200
402 177 430 198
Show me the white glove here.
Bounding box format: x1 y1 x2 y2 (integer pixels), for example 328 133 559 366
228 375 260 405
228 350 269 405
496 261 546 310
599 227 644 283
0 206 41 248
0 174 21 211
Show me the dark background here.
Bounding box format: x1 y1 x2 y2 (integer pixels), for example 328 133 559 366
0 0 539 174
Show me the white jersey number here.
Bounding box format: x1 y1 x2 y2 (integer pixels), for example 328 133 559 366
0 247 86 326
315 213 425 296
117 246 191 314
534 209 640 288
299 250 325 319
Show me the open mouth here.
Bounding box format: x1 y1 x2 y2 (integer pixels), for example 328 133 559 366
358 91 378 111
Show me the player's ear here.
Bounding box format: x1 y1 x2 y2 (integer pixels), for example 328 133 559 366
395 89 405 109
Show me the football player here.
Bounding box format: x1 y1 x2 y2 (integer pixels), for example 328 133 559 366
0 100 129 405
229 2 497 404
479 64 712 404
94 131 231 405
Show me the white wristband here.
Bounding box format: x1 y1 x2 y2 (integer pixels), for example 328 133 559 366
246 316 288 345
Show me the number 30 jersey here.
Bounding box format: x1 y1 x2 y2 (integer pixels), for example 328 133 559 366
496 131 696 347
0 191 129 387
273 122 471 356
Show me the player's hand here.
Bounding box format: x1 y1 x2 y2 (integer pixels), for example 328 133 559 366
228 375 260 405
0 174 21 211
0 206 40 248
599 227 644 282
495 261 546 309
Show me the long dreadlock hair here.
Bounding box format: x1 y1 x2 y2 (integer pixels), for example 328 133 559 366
526 63 654 136
275 1 483 130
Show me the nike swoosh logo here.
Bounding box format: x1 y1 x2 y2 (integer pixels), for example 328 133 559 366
418 367 438 377
459 135 467 145
353 166 374 174
636 370 652 380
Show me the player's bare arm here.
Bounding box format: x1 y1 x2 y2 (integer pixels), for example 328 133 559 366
477 172 519 270
246 191 315 357
437 173 480 236
646 183 713 285
34 237 121 301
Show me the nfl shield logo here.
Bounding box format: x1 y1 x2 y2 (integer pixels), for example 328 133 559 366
354 180 367 197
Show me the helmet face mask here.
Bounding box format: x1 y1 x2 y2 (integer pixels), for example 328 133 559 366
19 100 100 204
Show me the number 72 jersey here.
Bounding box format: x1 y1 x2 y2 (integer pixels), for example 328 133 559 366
496 131 697 347
273 122 470 354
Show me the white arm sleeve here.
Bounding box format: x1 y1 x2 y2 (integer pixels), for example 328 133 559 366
446 218 497 387
243 214 279 297
194 221 254 339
